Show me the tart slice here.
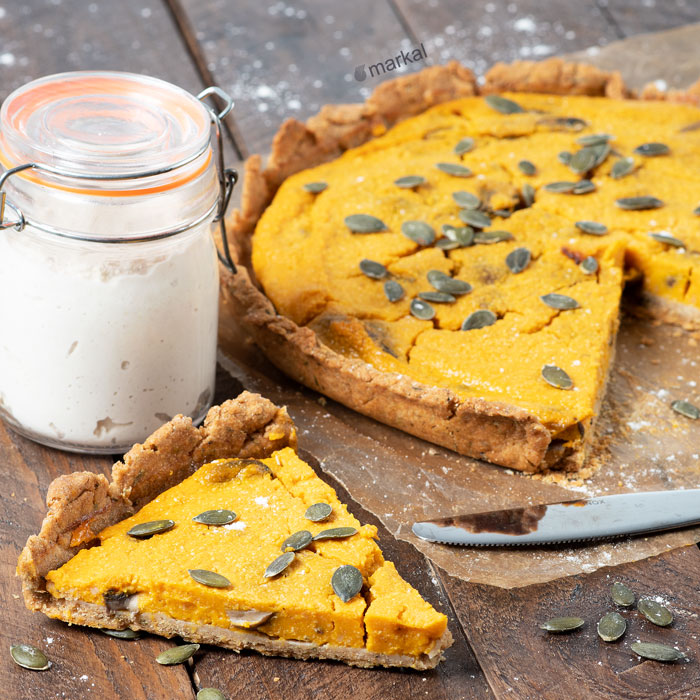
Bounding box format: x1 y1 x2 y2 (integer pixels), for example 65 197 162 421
18 393 451 669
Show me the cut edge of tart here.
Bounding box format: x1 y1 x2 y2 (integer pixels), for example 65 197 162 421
219 58 700 474
17 392 452 670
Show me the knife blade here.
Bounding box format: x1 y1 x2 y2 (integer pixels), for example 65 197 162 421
412 489 700 546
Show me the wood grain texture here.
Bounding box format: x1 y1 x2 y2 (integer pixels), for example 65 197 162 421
602 0 699 37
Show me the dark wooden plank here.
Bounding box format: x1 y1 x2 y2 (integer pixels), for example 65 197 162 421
445 546 700 699
602 1 700 37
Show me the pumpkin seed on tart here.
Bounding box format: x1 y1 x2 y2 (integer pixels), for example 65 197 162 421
359 258 388 279
474 230 514 245
427 270 472 296
419 291 456 304
540 293 579 310
633 142 670 157
452 190 481 209
461 310 497 331
484 94 525 114
193 509 237 526
615 196 664 210
454 137 475 155
344 214 387 233
544 181 577 194
571 179 596 195
410 298 436 321
458 209 491 229
332 565 364 603
127 519 175 539
557 151 572 165
264 551 295 578
302 181 327 193
383 280 405 302
542 364 574 390
575 220 608 236
577 133 611 146
435 162 472 177
305 502 333 522
610 156 635 179
442 224 475 247
580 256 599 275
506 247 531 274
313 526 358 541
394 175 427 189
281 530 313 552
517 159 536 176
401 220 436 246
188 569 231 589
649 232 685 248
521 183 535 207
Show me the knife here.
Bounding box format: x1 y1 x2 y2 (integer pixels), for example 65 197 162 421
412 489 700 546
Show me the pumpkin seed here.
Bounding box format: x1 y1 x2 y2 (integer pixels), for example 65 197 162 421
383 280 405 302
638 598 673 626
484 94 525 114
576 220 608 236
410 298 435 321
401 220 436 246
127 519 175 539
610 156 635 179
193 509 237 526
577 133 611 146
102 628 141 640
459 209 491 229
452 190 481 209
264 551 295 578
649 232 685 248
631 642 686 663
443 224 475 247
572 179 596 195
539 616 585 633
313 526 358 541
427 271 472 296
344 214 387 233
597 612 627 642
542 364 574 390
493 208 512 218
227 609 274 628
454 137 475 155
281 530 313 552
394 175 426 189
305 502 333 522
10 644 51 671
671 399 699 420
540 293 579 310
303 181 327 194
522 183 536 207
612 582 636 607
616 196 664 210
475 230 515 244
156 644 199 666
634 142 670 157
580 256 599 275
537 116 587 131
359 258 388 279
419 291 456 304
188 569 231 588
693 204 700 216
198 689 227 700
436 162 472 177
544 181 577 193
518 159 536 176
506 247 531 274
436 237 459 250
331 565 364 603
461 310 497 331
569 147 597 175
557 151 572 165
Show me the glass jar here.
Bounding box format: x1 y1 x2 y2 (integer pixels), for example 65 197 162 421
0 72 237 453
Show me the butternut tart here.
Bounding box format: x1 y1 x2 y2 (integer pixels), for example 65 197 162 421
18 392 451 669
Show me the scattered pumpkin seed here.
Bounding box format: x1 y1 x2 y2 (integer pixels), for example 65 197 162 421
580 256 599 275
264 551 295 578
188 569 231 589
436 237 459 250
577 133 611 146
694 204 700 216
537 116 588 131
612 582 636 607
193 509 237 526
484 94 525 114
436 162 472 177
671 399 699 420
634 142 670 157
197 689 227 700
542 364 574 390
631 642 686 663
597 612 627 642
127 519 175 539
359 258 388 279
544 181 577 193
156 643 199 666
616 196 664 210
493 208 512 218
410 298 435 321
313 526 358 541
443 224 475 247
401 220 436 246
452 190 481 209
459 209 491 229
305 502 333 522
474 230 515 244
331 565 364 603
518 159 536 176
281 530 313 552
649 232 684 248
102 628 141 640
344 214 387 233
572 179 596 195
522 183 536 207
506 247 531 274
557 150 572 165
569 147 597 175
576 220 608 236
461 310 497 331
383 280 405 303
394 175 426 189
454 137 475 155
302 181 327 194
419 291 456 304
610 156 635 179
427 271 473 295
638 598 673 626
541 293 579 310
10 644 51 671
539 616 585 633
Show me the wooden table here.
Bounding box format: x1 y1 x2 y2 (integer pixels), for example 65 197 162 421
2 2 699 698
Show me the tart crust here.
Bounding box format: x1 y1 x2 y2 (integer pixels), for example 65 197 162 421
220 59 700 474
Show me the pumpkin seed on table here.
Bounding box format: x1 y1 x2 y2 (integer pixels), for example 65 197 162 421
127 519 175 539
313 526 358 541
539 616 585 633
637 598 673 627
305 502 333 522
193 509 237 526
597 612 627 642
332 565 364 603
649 232 685 248
156 643 200 666
188 569 231 589
631 642 686 663
576 220 608 236
461 309 497 331
506 247 531 274
557 151 572 165
671 399 700 420
344 214 387 233
427 270 472 295
454 137 475 155
281 530 313 552
540 293 579 310
419 291 456 304
542 364 574 390
383 280 405 302
634 142 670 157
611 581 636 607
394 175 426 189
10 643 51 671
616 196 664 210
459 209 491 229
518 159 536 176
610 157 635 179
484 94 525 114
436 162 472 177
102 628 141 640
452 190 481 209
359 258 388 279
410 298 435 321
580 256 599 275
198 689 227 700
577 133 611 146
264 551 295 578
401 220 436 246
302 181 327 193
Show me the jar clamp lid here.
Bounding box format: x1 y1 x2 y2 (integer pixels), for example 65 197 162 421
0 73 237 271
